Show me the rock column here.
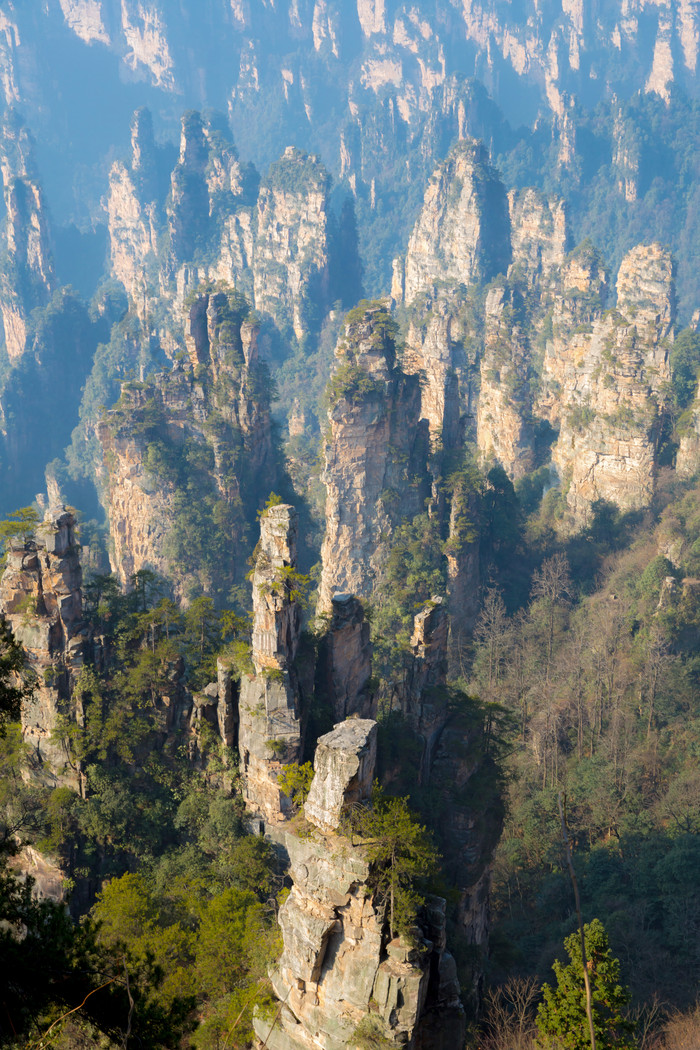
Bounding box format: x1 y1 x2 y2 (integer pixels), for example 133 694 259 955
238 503 303 821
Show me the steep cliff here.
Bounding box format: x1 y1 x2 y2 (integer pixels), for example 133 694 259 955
543 243 673 525
107 108 161 319
0 112 55 362
392 140 511 307
318 301 429 613
394 143 675 528
238 503 304 822
106 108 334 347
253 717 465 1050
0 510 85 785
97 287 274 598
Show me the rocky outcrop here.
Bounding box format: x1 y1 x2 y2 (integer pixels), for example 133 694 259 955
398 599 448 783
0 510 85 784
508 188 569 287
318 302 429 613
0 112 55 361
253 147 331 341
107 108 160 318
255 715 464 1050
392 140 511 306
315 593 373 723
476 282 536 481
543 243 673 525
97 288 274 597
238 503 304 822
106 108 335 346
401 288 475 452
304 718 377 833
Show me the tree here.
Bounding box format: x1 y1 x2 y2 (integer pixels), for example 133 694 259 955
0 506 40 550
536 919 635 1050
348 785 439 939
0 617 27 736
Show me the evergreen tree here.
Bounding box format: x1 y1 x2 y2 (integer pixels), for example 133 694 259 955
536 919 635 1050
349 785 438 939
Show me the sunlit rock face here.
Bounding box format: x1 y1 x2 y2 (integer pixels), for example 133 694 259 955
543 243 674 526
256 713 465 1050
238 503 304 823
394 140 511 307
96 289 273 597
304 717 377 833
318 301 428 614
0 113 55 362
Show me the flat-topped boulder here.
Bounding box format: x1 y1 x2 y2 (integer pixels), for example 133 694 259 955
304 718 377 833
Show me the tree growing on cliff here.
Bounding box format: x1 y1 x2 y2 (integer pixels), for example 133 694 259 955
349 785 438 939
536 919 635 1050
0 618 27 736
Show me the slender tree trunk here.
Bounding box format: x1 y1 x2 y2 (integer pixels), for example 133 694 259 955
558 794 597 1050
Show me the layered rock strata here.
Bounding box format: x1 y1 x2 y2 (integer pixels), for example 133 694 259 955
255 716 464 1050
318 301 429 613
542 243 673 525
97 288 273 597
238 503 304 822
392 140 511 306
0 510 85 783
0 112 55 361
107 109 335 344
395 143 675 527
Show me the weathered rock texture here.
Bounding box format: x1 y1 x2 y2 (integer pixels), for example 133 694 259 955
395 143 675 529
0 112 55 361
256 718 464 1050
393 140 511 306
107 108 336 345
238 504 304 822
398 598 448 783
542 243 673 525
0 511 84 783
318 302 429 613
97 288 274 598
315 593 373 723
304 718 377 832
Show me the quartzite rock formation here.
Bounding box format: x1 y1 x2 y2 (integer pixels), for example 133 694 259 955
314 593 374 723
97 287 274 597
318 301 429 613
107 109 335 344
0 510 84 784
238 503 304 822
304 717 377 833
255 715 465 1050
392 140 511 306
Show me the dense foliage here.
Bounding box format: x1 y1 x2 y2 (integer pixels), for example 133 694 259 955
0 568 280 1048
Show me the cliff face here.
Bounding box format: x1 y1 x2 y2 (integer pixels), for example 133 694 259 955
318 302 428 613
97 288 274 598
252 717 465 1050
5 1 698 207
0 113 55 362
253 147 331 342
106 109 333 346
0 511 85 784
393 140 511 307
395 144 674 528
238 503 304 822
107 108 160 319
543 244 673 525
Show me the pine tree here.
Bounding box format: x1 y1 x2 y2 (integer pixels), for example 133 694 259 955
536 919 635 1050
